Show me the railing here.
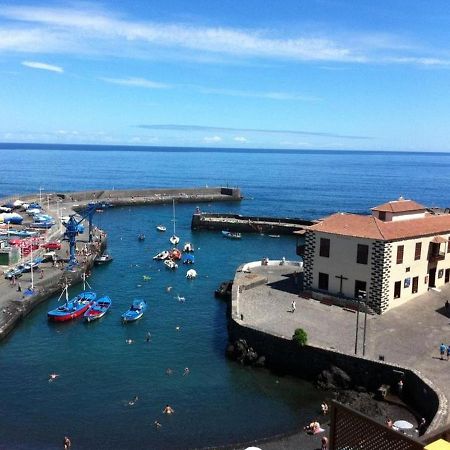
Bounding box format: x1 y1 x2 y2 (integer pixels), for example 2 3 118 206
329 401 424 450
428 252 445 263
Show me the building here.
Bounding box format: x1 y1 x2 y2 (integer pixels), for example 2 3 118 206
301 198 450 314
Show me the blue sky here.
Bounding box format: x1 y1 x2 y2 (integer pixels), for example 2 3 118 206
1 0 450 151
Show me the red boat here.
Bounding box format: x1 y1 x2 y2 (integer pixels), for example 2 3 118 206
170 248 182 260
48 288 97 322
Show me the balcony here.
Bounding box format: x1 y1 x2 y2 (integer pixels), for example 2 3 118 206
429 251 445 263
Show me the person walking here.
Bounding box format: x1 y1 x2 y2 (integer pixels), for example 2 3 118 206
440 343 447 360
291 300 296 313
321 436 328 450
447 345 450 361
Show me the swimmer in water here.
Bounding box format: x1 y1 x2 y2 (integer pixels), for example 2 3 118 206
154 420 162 429
165 368 173 376
183 367 190 376
163 404 175 414
128 395 138 406
48 373 59 382
126 339 134 344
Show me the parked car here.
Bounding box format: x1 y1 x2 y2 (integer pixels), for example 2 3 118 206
42 241 61 250
4 266 24 280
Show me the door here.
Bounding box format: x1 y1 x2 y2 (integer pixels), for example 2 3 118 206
445 269 450 283
412 276 419 294
429 268 436 288
394 281 401 299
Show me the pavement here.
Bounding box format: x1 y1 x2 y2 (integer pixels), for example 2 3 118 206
234 261 450 448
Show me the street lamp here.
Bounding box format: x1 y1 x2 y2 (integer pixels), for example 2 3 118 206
354 289 367 356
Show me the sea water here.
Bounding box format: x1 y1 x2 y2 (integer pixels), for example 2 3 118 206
0 146 449 449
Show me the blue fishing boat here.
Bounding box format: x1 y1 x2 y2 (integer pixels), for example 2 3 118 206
48 288 97 322
122 299 146 323
84 296 112 322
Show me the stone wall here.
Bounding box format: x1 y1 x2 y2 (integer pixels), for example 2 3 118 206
228 319 443 433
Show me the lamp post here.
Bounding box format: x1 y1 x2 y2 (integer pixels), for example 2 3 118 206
354 290 367 355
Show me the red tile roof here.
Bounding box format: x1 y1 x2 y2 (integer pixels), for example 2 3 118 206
371 199 426 213
308 212 450 241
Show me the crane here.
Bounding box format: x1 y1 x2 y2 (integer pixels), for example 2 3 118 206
63 202 100 268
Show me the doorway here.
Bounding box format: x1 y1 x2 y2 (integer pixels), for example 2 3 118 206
429 268 436 288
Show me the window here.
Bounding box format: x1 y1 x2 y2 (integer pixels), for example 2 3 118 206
354 280 367 299
379 211 386 221
448 239 450 254
396 245 404 264
318 272 329 290
394 281 401 298
319 238 330 257
414 242 422 260
412 276 419 293
356 244 369 264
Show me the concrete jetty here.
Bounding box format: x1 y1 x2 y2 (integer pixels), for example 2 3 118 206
191 212 316 235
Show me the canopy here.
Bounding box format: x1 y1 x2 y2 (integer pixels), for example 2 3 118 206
393 420 414 430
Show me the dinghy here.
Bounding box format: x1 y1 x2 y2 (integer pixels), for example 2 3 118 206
84 296 112 322
122 299 146 323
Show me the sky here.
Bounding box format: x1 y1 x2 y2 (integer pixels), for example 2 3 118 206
1 0 450 151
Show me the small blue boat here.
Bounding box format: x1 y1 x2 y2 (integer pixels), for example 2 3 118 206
122 299 146 323
183 254 195 264
84 296 112 322
48 290 97 322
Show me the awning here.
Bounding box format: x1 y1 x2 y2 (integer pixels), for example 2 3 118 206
431 235 448 244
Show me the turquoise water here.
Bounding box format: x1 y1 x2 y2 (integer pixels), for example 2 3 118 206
1 146 450 448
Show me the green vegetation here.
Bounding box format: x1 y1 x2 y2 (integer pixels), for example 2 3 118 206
293 328 308 347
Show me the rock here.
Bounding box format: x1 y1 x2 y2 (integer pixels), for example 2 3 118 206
254 356 266 367
317 365 352 390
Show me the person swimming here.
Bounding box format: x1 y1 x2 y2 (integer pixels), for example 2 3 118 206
163 404 175 414
128 395 138 406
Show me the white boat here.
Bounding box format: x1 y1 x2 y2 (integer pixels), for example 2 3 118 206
169 199 180 245
153 250 169 260
164 259 178 270
183 242 194 252
186 269 197 279
222 230 242 239
156 225 166 232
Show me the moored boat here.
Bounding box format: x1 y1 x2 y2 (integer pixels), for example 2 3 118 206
183 242 194 252
183 254 195 264
122 299 146 323
222 230 242 239
48 289 96 322
94 254 113 265
186 269 197 279
138 234 145 241
164 259 178 270
153 250 169 260
169 199 180 245
156 225 166 232
84 296 112 322
169 248 182 260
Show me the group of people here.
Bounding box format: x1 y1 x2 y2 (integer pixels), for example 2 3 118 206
439 342 450 360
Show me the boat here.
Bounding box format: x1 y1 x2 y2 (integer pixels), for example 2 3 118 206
138 234 145 241
48 288 97 322
183 242 194 252
186 269 197 279
169 248 182 260
164 259 178 270
156 225 166 232
94 254 113 265
84 296 112 322
29 221 54 229
268 234 281 238
221 230 242 239
169 199 180 245
183 254 195 265
122 299 146 323
153 250 169 260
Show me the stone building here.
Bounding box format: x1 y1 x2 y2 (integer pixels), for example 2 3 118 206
301 198 450 314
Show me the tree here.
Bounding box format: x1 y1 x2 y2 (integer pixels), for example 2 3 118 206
293 328 308 347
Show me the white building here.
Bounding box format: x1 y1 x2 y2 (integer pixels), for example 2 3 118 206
302 198 450 313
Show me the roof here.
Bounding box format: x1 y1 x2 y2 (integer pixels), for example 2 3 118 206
308 212 450 241
371 199 426 213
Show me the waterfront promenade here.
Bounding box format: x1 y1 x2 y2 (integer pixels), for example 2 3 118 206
232 261 450 443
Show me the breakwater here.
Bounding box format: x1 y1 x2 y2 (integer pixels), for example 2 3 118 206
17 186 242 209
191 212 316 235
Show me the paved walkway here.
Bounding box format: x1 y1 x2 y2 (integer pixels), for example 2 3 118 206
236 262 450 431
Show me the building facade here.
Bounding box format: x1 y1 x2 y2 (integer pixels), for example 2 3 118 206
302 199 450 314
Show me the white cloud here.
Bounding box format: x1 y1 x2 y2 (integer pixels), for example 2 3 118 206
99 77 170 89
21 60 63 73
195 86 319 101
203 136 222 143
233 136 248 143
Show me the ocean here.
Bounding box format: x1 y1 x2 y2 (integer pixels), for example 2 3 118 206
0 145 449 449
